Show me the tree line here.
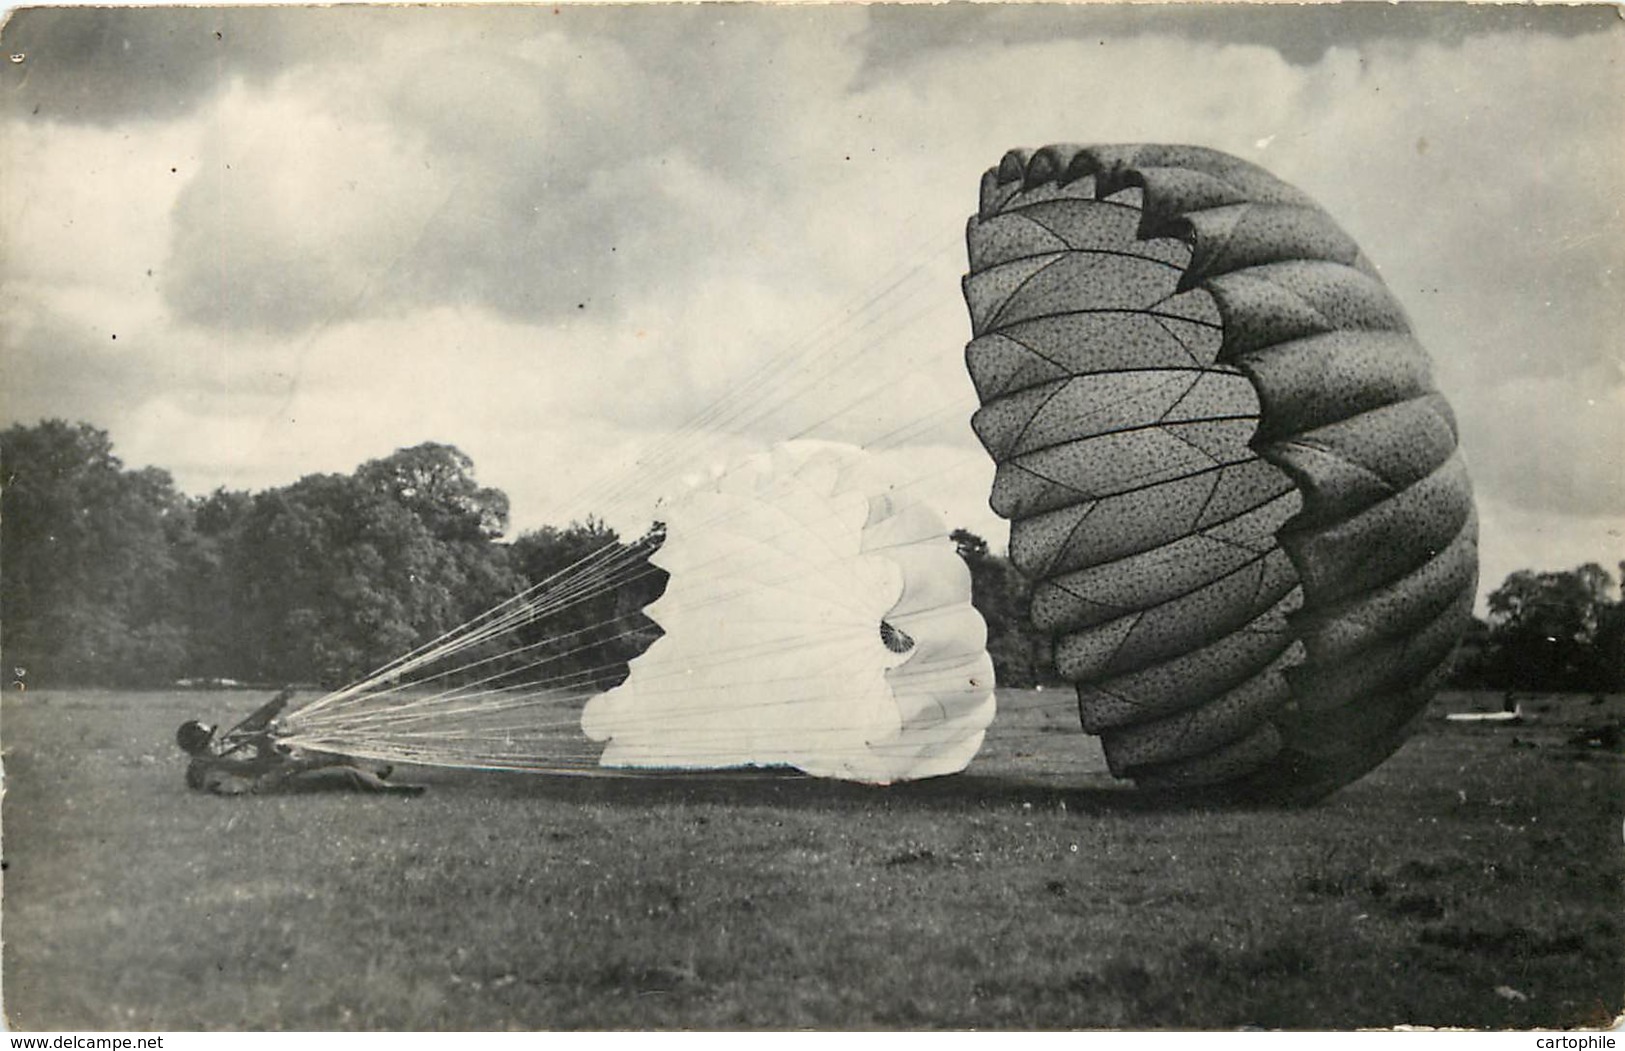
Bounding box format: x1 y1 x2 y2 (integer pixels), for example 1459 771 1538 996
1 420 1620 694
0 421 657 689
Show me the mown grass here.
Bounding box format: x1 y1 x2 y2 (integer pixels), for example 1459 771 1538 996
2 687 1620 1030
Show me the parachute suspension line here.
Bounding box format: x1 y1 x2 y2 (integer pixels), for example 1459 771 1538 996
346 534 628 685
292 530 661 721
288 617 891 742
769 294 965 446
553 225 966 530
285 624 970 771
290 563 849 731
289 603 657 729
574 227 958 518
306 464 869 715
281 461 942 760
561 261 960 537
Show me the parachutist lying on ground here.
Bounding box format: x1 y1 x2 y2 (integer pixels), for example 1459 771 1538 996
176 688 425 796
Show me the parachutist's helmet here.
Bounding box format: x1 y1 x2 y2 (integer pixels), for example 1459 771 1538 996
175 719 216 755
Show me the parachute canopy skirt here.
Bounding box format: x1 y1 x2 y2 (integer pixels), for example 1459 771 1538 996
963 144 1477 802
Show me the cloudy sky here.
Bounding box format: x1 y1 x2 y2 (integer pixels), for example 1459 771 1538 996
2 2 1621 606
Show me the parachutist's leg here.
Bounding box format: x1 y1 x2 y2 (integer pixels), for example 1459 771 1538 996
202 771 256 795
335 767 426 796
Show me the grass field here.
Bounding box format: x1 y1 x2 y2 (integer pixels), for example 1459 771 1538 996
2 686 1621 1031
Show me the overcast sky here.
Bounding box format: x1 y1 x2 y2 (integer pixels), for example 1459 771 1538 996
2 2 1621 606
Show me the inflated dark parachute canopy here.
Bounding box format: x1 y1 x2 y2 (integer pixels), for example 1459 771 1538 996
963 144 1478 802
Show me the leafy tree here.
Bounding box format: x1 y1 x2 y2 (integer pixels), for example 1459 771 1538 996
0 420 191 685
162 486 257 679
1444 615 1495 687
952 528 1051 687
951 529 990 562
1596 561 1625 692
355 442 509 541
511 517 623 584
508 518 666 692
1485 563 1622 691
194 486 254 536
226 469 523 686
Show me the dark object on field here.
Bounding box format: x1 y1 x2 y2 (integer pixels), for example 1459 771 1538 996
1388 894 1446 921
1420 923 1586 958
884 848 937 867
1565 721 1624 753
176 688 425 796
963 144 1476 803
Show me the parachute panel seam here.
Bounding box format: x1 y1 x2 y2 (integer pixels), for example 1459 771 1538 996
978 243 1189 276
1004 451 1260 505
988 306 1225 333
1026 485 1298 580
1000 415 1262 472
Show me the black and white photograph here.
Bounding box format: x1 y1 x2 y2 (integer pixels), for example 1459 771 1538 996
1 0 1621 1033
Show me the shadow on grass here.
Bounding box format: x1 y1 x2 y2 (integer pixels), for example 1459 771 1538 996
409 765 1304 817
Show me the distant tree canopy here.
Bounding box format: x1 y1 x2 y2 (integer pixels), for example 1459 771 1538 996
221 466 527 686
508 518 668 694
0 420 1618 695
0 421 193 684
0 423 663 690
0 424 535 688
951 528 1056 688
1464 562 1625 692
355 442 510 542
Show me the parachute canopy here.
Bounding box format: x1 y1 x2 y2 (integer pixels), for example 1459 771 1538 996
582 441 997 783
963 144 1477 800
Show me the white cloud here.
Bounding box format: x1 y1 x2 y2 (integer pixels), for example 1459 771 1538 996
1457 367 1625 517
1 115 195 280
162 80 451 333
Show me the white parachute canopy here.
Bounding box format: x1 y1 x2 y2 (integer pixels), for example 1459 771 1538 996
580 441 996 784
